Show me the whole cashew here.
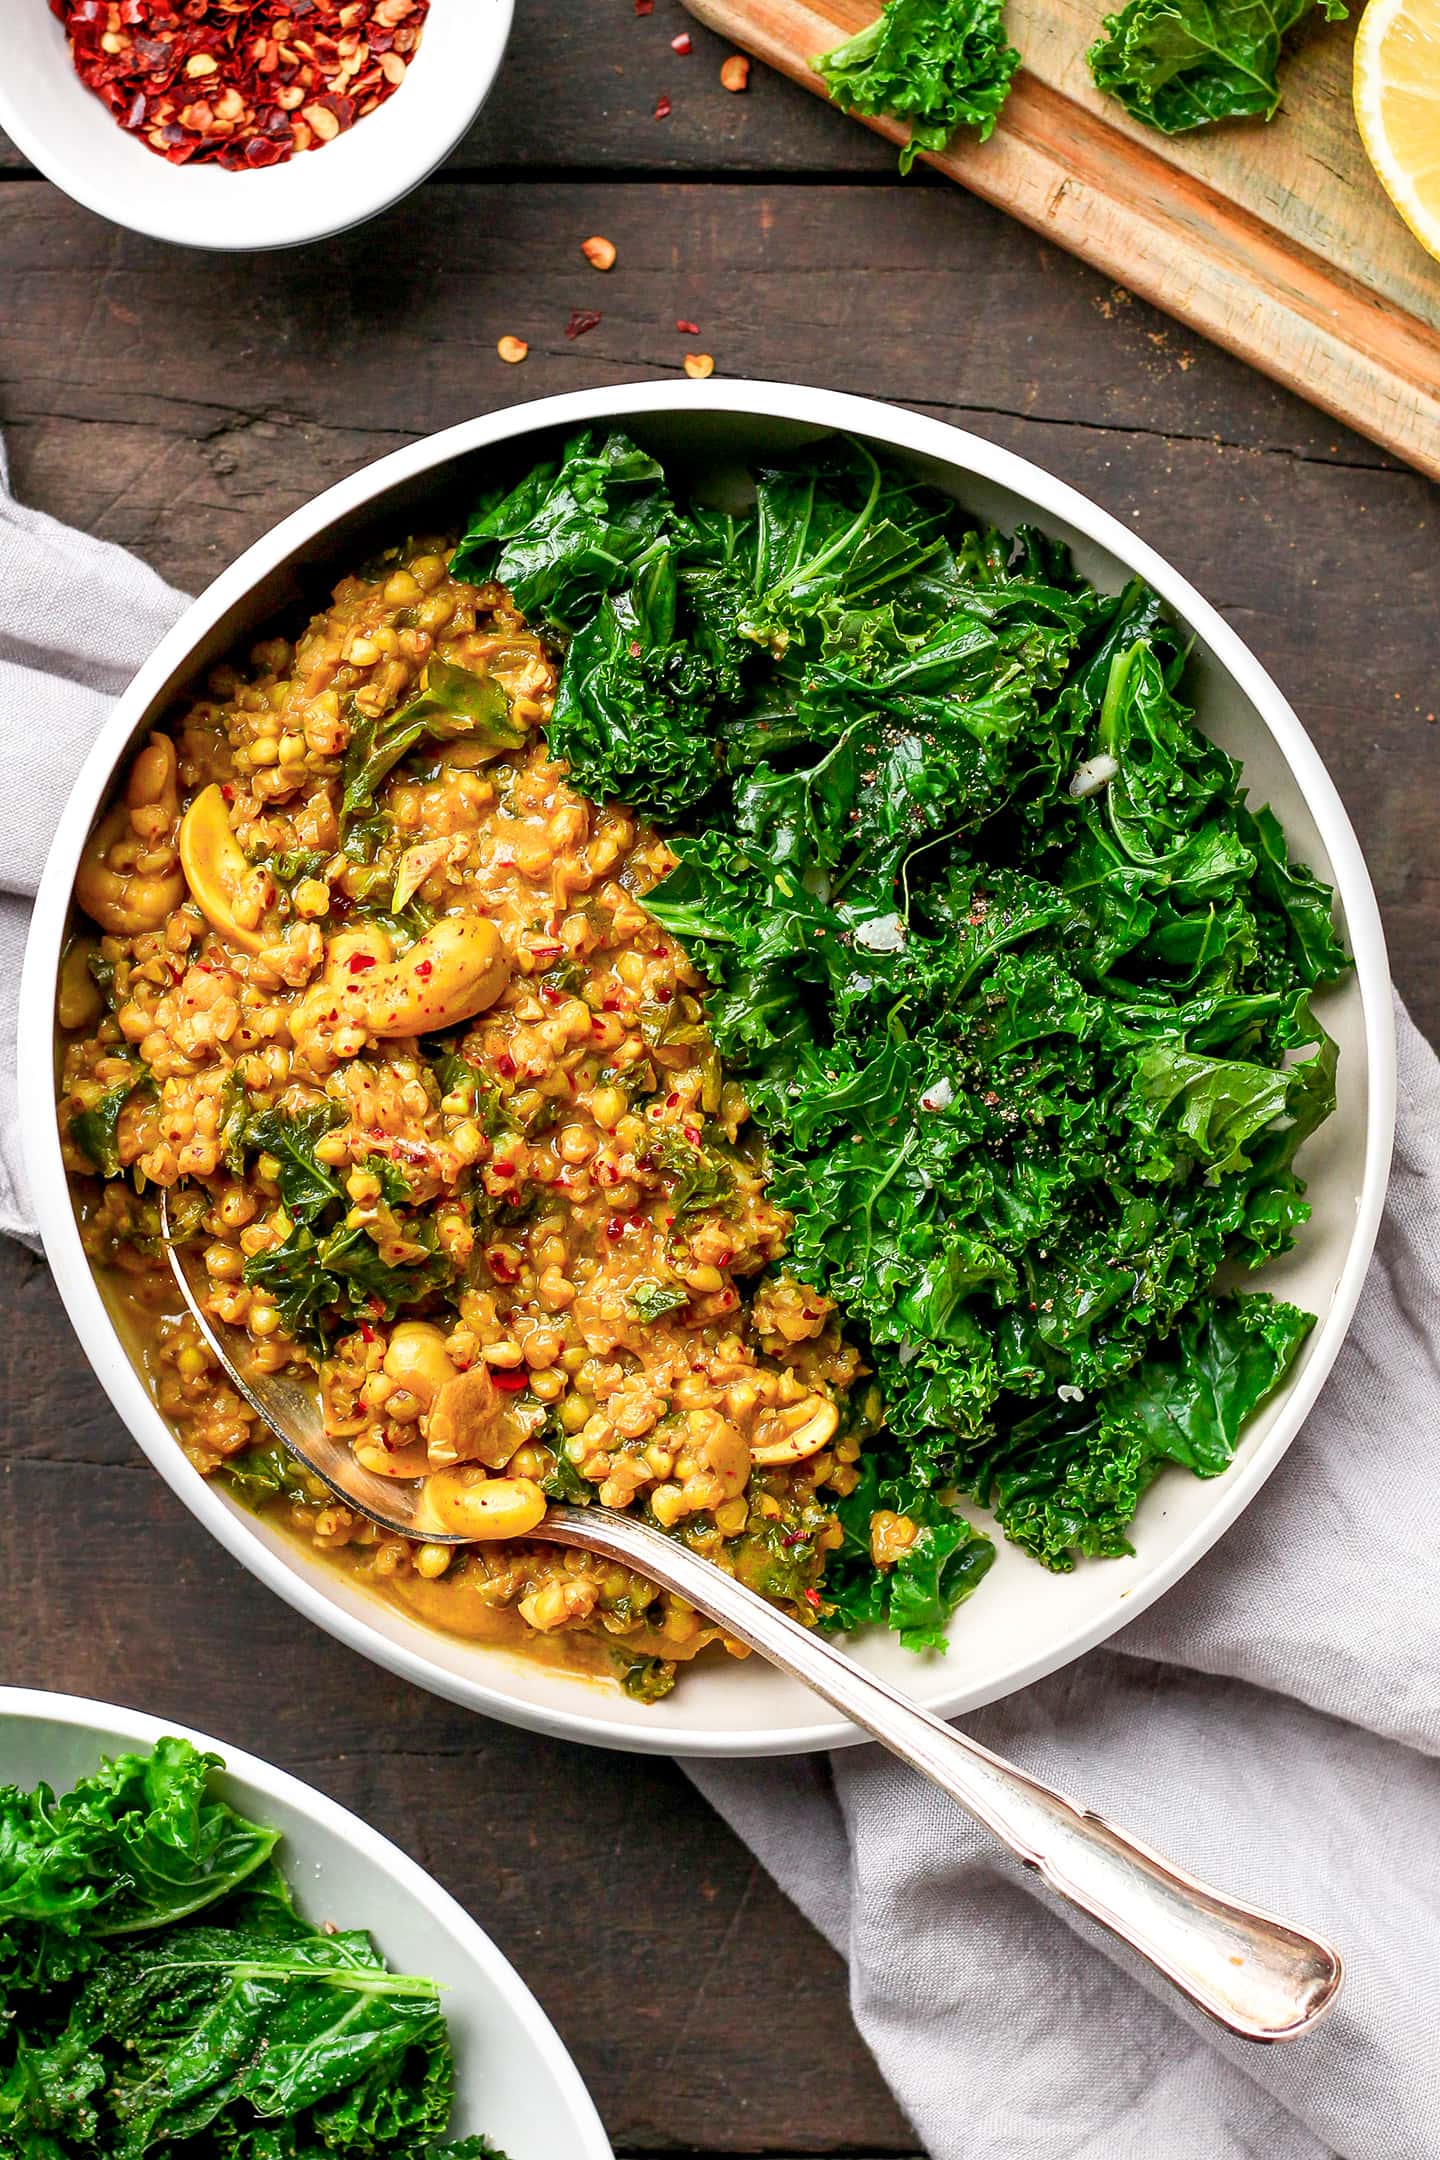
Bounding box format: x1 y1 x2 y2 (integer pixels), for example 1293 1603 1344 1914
75 734 185 937
417 1468 547 1541
750 1396 839 1467
349 916 512 1038
177 784 268 955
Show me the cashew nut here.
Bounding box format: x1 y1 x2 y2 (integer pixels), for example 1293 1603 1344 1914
750 1396 839 1467
686 1406 751 1500
382 1320 456 1406
355 1437 431 1480
75 734 185 937
178 784 268 955
416 1468 547 1541
349 916 512 1038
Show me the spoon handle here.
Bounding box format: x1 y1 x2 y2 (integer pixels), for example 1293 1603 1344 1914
547 1504 1342 2043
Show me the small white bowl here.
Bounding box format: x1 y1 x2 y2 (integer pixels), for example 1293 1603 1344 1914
0 1687 612 2160
0 1 513 253
19 382 1396 1757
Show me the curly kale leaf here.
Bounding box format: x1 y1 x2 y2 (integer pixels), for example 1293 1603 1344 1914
342 657 522 820
1089 0 1347 129
0 1738 277 1948
452 428 677 631
813 0 1021 170
978 1293 1313 1566
244 1222 453 1357
69 1065 151 1181
239 1104 345 1224
460 433 1344 1644
546 551 722 821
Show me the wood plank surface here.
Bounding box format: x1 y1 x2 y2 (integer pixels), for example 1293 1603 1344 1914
682 0 1440 478
0 8 1437 2153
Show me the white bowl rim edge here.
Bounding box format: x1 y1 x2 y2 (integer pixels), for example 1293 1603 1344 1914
0 1683 613 2160
18 378 1398 1758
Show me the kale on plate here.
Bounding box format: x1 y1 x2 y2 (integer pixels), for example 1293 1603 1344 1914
811 0 1021 171
458 428 1346 1648
0 1737 507 2159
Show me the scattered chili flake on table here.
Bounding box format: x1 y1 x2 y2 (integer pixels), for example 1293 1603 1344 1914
49 0 430 170
566 308 602 339
654 92 672 118
675 318 700 334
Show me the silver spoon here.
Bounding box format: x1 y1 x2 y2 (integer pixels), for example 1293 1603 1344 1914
163 1201 1342 2044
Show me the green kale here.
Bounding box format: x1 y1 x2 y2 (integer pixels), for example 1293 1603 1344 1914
463 432 1344 1642
0 1737 276 1943
243 1222 453 1357
68 1066 150 1181
629 1280 691 1322
241 1103 345 1224
1089 0 1348 129
221 1440 318 1512
617 1656 677 1703
0 1740 507 2159
813 0 1021 171
452 428 677 630
342 657 523 820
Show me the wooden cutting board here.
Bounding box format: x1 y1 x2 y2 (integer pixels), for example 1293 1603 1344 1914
682 0 1440 477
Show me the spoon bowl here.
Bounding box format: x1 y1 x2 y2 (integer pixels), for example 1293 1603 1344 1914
162 1196 1344 2046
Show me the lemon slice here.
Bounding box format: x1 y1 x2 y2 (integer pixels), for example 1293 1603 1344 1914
1354 0 1440 262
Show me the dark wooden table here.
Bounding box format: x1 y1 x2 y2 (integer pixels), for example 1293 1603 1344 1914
1 8 1436 2156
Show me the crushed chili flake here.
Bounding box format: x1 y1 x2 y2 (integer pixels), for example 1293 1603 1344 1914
634 0 654 10
491 1369 529 1394
675 318 700 335
347 952 377 973
671 31 691 51
654 92 672 118
50 0 429 169
566 307 603 340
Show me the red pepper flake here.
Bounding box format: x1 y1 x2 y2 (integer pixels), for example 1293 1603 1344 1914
485 1247 519 1283
675 319 700 336
655 986 672 1004
414 959 433 980
671 31 691 51
635 0 653 10
566 308 602 340
492 1369 529 1393
654 93 671 118
495 1053 517 1078
348 952 377 974
50 0 429 170
605 1217 626 1240
357 1321 378 1344
804 1588 823 1608
492 1161 515 1179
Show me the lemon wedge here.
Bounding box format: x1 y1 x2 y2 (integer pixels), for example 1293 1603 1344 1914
1354 0 1440 263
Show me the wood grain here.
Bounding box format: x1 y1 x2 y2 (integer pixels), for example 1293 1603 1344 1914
681 0 1440 478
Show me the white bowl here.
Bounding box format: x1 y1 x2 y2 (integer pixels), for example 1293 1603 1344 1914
0 1 512 252
19 382 1397 1757
0 1686 611 2160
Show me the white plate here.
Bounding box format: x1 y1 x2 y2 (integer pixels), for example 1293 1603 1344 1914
18 382 1396 1757
0 0 513 253
0 1687 611 2160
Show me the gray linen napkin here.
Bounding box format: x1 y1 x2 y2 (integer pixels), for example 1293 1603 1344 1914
6 457 1437 2160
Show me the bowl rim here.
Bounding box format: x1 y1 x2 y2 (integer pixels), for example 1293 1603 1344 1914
0 0 515 254
18 378 1398 1757
0 1683 613 2159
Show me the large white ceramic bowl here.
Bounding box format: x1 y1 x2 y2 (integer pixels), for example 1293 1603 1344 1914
0 1687 611 2160
0 1 512 252
19 382 1396 1757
